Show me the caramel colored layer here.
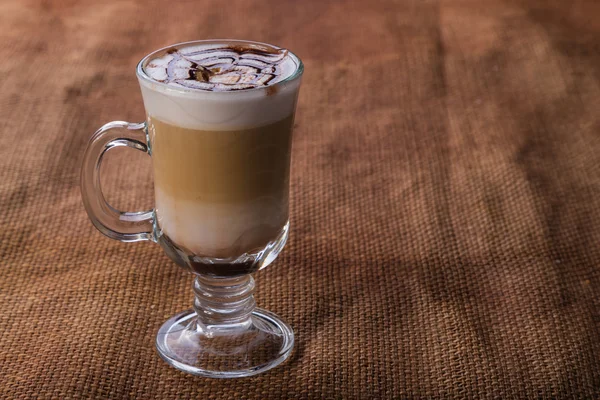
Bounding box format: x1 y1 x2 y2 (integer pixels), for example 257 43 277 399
149 115 294 204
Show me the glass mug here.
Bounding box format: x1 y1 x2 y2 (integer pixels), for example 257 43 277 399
81 40 303 378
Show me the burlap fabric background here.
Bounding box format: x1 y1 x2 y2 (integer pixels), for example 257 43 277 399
1 0 599 398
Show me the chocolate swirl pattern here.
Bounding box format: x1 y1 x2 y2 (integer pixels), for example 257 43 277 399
144 44 294 91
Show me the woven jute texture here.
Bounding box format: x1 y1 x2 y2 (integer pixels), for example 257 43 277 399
1 0 600 398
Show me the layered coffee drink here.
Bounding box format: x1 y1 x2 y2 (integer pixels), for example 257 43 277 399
138 41 301 268
82 40 303 377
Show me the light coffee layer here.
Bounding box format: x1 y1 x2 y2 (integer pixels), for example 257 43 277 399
149 115 294 257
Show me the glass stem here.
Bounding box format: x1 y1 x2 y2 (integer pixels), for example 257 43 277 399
193 274 256 334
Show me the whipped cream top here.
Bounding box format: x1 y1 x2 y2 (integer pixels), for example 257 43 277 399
143 43 298 91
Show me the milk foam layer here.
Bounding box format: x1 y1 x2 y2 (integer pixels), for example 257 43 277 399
138 41 302 131
144 44 297 91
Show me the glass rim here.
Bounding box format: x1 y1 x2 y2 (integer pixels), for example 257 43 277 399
136 39 304 96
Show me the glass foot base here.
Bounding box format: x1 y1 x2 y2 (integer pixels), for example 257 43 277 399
156 308 294 378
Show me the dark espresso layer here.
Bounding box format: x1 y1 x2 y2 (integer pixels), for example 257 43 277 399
144 43 296 91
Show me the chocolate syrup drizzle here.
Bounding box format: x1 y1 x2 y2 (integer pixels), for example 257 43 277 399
146 45 290 91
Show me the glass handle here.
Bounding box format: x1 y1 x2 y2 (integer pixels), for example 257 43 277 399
80 121 154 242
